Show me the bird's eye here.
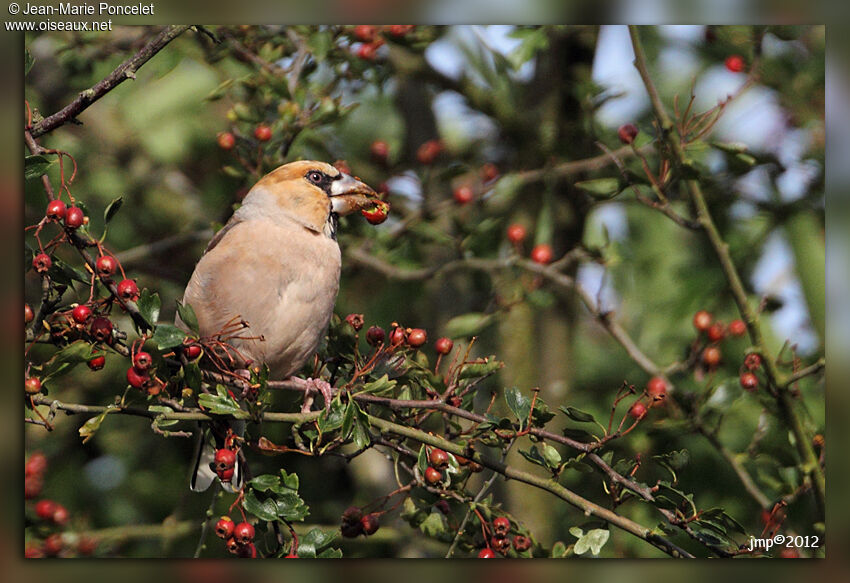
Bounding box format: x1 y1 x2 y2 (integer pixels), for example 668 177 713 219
307 171 324 184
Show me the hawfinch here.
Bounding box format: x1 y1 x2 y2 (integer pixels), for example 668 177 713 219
181 160 378 491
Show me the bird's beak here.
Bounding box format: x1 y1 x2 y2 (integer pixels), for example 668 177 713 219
329 174 379 215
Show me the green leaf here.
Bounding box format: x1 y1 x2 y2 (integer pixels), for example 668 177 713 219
103 197 123 224
298 528 338 559
25 155 53 181
444 312 495 338
316 547 343 558
550 541 568 558
418 511 448 538
250 474 281 492
519 445 548 469
541 443 562 468
505 387 531 427
136 289 161 328
152 323 186 350
242 489 279 522
573 528 610 556
280 469 299 491
176 301 199 335
559 405 596 423
417 444 429 476
317 398 345 432
197 389 243 416
79 407 116 443
307 30 333 60
457 356 503 379
358 374 396 395
41 341 97 382
575 178 622 199
182 361 201 391
148 405 178 428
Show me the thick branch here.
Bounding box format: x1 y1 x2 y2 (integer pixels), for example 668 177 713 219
30 25 192 137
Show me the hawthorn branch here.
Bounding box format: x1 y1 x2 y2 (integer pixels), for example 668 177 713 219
30 25 193 137
628 25 825 516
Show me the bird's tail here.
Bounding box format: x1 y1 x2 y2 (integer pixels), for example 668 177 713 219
190 420 245 493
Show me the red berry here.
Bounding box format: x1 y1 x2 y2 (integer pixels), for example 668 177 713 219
407 328 427 348
477 548 496 558
218 467 235 483
353 25 376 41
333 160 351 175
52 504 69 525
530 244 553 265
126 366 149 389
25 377 42 395
87 355 106 371
389 326 406 346
453 185 474 205
25 452 48 477
428 448 449 468
740 372 758 391
387 25 414 37
345 313 365 331
360 513 380 535
491 536 511 553
35 499 57 521
217 132 236 150
647 376 667 401
513 535 531 552
435 337 453 355
233 522 255 545
237 542 257 558
744 353 762 370
729 319 747 337
629 401 648 419
361 201 390 225
77 536 98 556
492 516 511 537
366 326 385 346
707 322 725 343
46 199 67 221
254 125 272 142
183 340 202 359
25 475 43 499
32 253 52 273
72 304 92 324
506 223 527 244
25 544 44 559
416 139 443 165
226 536 240 554
370 140 389 163
215 516 235 539
424 466 442 485
618 123 639 144
693 310 713 332
25 304 34 323
133 351 152 371
89 316 113 342
214 448 237 472
64 206 85 229
779 547 800 558
95 255 117 277
702 346 722 368
725 55 745 73
357 43 377 60
117 279 139 300
481 163 499 182
43 533 64 556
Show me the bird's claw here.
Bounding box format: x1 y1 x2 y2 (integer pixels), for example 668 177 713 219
293 377 334 413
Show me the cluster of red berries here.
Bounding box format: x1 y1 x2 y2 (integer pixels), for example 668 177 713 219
692 310 747 370
216 124 272 152
125 348 162 396
26 452 97 558
477 516 531 557
45 198 88 230
340 506 381 538
424 447 449 485
351 25 415 60
504 223 555 266
740 353 762 392
215 516 256 558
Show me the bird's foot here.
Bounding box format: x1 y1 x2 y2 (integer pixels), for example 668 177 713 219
287 377 334 413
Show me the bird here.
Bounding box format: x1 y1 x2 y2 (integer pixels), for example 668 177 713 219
179 160 378 492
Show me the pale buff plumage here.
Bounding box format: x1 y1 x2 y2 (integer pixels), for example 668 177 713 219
181 160 377 491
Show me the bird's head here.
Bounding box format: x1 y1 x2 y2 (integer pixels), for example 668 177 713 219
237 160 379 236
